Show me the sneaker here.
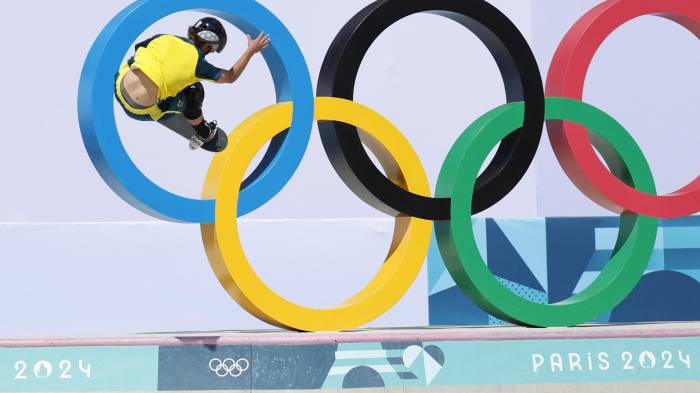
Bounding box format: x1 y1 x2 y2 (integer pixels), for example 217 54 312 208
189 120 218 150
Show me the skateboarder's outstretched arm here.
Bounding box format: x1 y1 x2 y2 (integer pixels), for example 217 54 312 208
217 32 270 84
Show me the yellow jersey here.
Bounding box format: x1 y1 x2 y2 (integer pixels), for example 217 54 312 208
125 34 223 100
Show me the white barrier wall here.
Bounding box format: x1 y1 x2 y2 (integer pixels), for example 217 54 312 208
0 0 696 336
0 219 421 336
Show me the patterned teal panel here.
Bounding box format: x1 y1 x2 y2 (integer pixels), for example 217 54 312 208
322 342 446 389
429 216 700 326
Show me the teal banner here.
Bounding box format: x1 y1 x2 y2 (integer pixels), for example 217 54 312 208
0 337 697 391
0 346 158 392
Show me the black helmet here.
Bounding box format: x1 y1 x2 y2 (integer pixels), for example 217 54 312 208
191 17 227 53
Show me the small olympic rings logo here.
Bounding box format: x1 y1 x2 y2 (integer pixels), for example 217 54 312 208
208 358 250 378
79 0 700 331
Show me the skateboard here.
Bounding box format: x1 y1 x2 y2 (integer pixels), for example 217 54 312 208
158 114 228 153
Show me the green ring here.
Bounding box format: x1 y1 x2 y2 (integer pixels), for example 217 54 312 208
435 97 659 327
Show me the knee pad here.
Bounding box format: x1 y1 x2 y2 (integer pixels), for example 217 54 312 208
183 82 205 120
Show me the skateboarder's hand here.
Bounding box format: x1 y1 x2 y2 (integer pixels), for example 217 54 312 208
247 32 270 54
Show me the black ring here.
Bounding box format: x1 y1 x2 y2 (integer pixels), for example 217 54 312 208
317 0 544 220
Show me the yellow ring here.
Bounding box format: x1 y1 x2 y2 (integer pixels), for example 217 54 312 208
201 97 432 331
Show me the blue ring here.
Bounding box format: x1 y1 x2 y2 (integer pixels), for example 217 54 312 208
78 0 314 222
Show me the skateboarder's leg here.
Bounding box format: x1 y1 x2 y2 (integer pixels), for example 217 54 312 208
182 83 216 141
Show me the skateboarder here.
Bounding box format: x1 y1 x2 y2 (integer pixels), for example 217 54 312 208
114 17 270 151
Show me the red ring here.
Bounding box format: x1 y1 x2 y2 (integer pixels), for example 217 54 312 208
546 0 700 218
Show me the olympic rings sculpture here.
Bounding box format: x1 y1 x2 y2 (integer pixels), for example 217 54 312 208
78 0 699 331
